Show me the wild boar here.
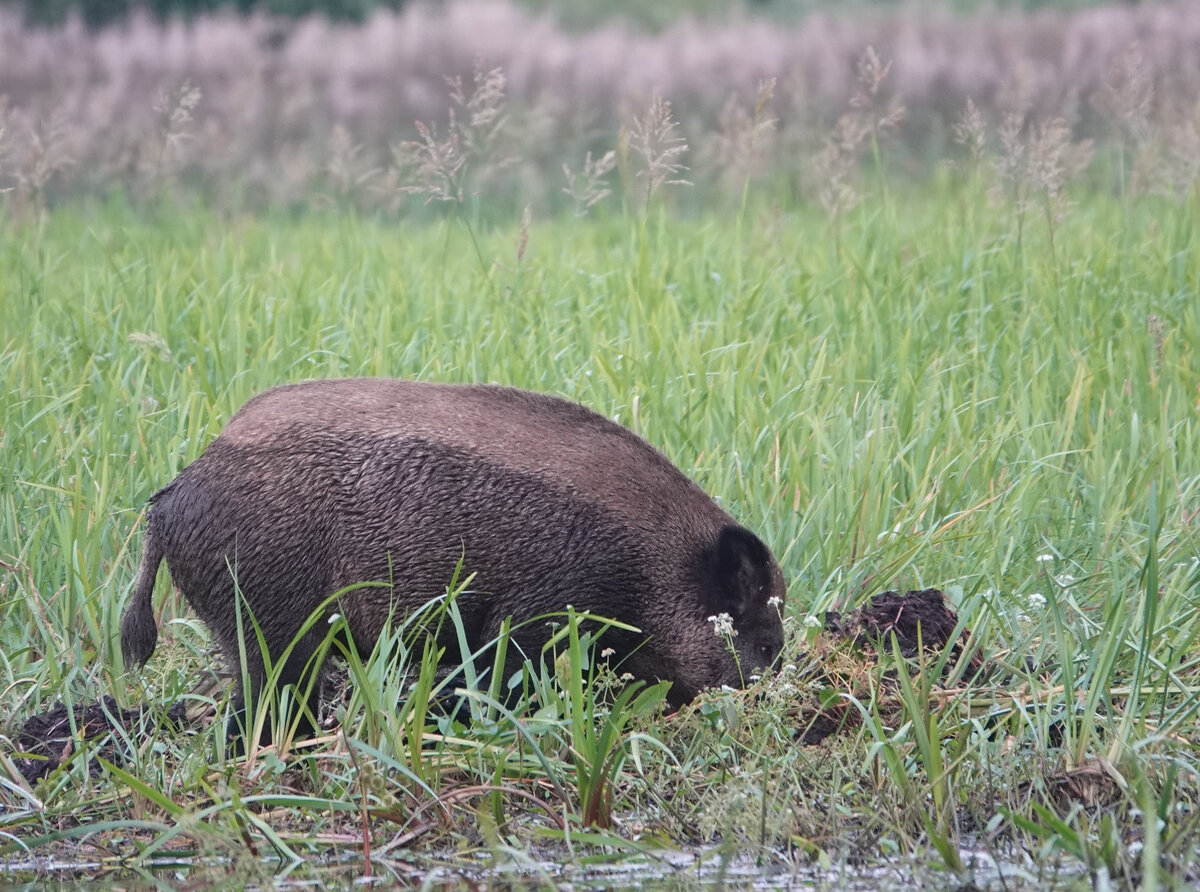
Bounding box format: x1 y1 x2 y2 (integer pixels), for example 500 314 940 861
120 378 786 735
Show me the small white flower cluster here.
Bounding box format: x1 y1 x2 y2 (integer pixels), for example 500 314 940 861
768 595 783 608
1014 590 1047 624
803 614 823 629
772 662 801 698
1016 552 1070 623
708 612 737 638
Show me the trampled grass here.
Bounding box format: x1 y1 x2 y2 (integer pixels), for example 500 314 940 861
0 178 1198 888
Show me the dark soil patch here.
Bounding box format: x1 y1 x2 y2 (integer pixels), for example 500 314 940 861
794 587 982 745
8 696 191 785
824 587 973 662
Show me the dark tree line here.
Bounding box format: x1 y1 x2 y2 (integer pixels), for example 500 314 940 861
3 0 1130 30
2 0 408 28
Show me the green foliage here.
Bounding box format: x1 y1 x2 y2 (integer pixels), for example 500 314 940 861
544 607 671 829
0 180 1198 885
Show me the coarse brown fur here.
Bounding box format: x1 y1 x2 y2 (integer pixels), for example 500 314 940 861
120 379 786 737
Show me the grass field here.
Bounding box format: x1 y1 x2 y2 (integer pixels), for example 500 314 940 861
1 176 1198 888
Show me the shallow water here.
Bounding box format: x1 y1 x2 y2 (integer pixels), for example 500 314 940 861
0 844 1092 891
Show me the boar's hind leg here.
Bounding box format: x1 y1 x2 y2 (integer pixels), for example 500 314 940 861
221 625 327 746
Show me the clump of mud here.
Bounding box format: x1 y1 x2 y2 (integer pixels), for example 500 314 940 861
791 588 982 745
824 587 973 662
7 697 190 784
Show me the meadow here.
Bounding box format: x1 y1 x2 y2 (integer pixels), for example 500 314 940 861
1 1 1199 884
0 162 1196 888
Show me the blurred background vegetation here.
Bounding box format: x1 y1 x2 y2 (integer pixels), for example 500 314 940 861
1 0 1192 215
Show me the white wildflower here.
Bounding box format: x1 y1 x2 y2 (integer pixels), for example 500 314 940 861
803 614 823 629
708 613 737 638
1027 592 1047 607
600 647 616 658
768 595 783 608
1054 573 1076 588
1036 554 1054 563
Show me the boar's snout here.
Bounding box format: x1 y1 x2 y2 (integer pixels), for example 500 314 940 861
709 525 786 670
661 524 786 705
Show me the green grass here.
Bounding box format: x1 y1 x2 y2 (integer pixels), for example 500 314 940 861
1 178 1198 889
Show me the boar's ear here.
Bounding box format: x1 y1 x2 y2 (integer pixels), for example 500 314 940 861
708 525 773 618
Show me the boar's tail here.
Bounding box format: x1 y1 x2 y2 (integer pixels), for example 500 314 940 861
120 527 164 670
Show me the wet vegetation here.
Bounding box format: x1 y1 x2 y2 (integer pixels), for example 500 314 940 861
3 176 1196 887
2 2 1199 888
